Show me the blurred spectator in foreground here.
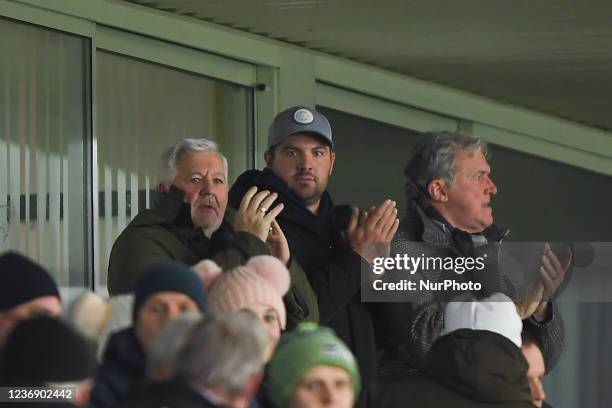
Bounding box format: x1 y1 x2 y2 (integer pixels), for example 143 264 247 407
0 251 62 344
147 312 201 381
267 322 360 408
0 315 96 407
91 261 206 408
121 313 268 408
194 254 290 360
376 293 535 408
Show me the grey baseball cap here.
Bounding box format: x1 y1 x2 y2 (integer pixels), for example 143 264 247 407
267 106 333 149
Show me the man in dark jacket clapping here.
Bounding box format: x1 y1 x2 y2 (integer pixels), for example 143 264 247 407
373 131 566 377
228 106 399 402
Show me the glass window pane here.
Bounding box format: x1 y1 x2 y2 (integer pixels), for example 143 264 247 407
486 144 612 241
319 106 421 216
95 51 253 294
0 18 89 290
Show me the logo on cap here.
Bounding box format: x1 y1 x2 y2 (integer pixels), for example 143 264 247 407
293 108 314 124
320 344 351 361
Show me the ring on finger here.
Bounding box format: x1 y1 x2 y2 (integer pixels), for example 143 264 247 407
257 207 267 214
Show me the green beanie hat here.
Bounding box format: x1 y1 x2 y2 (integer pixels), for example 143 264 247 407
267 322 361 407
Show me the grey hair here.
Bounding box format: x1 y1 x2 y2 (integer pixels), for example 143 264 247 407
404 131 488 201
147 312 201 380
157 138 229 189
173 313 268 397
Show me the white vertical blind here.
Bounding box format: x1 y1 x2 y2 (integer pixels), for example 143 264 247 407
8 139 19 252
0 57 8 250
103 164 113 277
0 19 87 288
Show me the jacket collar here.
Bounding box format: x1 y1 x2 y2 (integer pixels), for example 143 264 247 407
137 187 234 252
153 185 195 228
228 169 337 239
102 327 146 375
229 168 334 215
404 201 508 244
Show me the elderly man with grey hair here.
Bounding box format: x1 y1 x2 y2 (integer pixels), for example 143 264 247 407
108 138 285 294
120 313 268 408
372 131 566 378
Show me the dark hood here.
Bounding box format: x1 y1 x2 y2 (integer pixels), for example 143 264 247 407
229 168 347 243
422 329 532 404
229 168 333 215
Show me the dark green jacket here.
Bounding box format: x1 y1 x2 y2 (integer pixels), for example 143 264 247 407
107 186 269 295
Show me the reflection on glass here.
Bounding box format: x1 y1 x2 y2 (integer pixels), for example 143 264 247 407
0 18 88 289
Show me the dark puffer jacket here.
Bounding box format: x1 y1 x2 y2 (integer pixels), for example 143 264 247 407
375 330 535 408
90 328 146 408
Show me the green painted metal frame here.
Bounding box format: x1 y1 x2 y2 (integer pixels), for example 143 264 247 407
316 53 612 175
316 82 458 132
96 26 256 86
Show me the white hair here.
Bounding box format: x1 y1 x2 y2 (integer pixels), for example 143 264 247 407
157 138 229 189
147 312 201 380
173 313 268 397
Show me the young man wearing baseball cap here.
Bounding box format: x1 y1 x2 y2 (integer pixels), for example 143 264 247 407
228 106 399 402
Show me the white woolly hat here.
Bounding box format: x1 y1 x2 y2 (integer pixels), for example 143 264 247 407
441 293 523 348
64 291 110 339
192 255 290 329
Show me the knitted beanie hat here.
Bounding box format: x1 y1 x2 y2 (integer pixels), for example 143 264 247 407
0 251 60 311
133 261 207 322
267 322 361 407
441 292 523 348
193 255 290 329
0 315 96 385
